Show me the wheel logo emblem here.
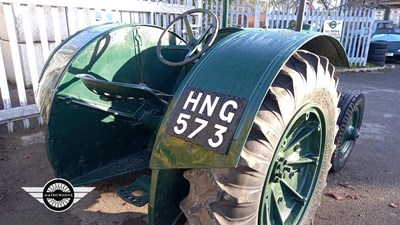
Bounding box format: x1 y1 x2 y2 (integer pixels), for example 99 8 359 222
22 178 95 212
42 179 75 212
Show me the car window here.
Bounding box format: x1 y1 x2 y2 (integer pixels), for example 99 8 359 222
371 33 400 42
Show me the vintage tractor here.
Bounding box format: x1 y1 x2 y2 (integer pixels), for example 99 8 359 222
37 2 364 224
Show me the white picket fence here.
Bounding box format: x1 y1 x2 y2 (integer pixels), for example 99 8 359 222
0 0 198 132
0 0 376 132
205 0 376 67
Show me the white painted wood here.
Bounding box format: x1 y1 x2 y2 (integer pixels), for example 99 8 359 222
51 6 62 46
2 0 194 14
0 0 377 131
0 104 39 124
67 7 79 34
21 4 43 125
37 5 50 60
201 2 375 66
21 4 39 93
89 8 97 25
254 3 261 28
76 8 86 29
3 3 30 129
0 33 14 132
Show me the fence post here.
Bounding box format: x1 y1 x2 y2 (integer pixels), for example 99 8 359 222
363 8 376 66
3 3 30 129
254 2 261 28
0 36 14 132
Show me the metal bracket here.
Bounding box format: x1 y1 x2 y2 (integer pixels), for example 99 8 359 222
116 175 151 207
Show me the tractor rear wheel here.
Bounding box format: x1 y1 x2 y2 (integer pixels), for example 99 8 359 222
180 50 340 225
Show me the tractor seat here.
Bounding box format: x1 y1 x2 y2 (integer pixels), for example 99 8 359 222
75 74 170 105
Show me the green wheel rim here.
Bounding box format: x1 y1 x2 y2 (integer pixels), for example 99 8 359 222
340 106 361 158
259 104 326 225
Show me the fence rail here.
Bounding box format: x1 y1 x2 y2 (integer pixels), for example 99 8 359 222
0 0 197 132
204 0 376 67
0 0 377 132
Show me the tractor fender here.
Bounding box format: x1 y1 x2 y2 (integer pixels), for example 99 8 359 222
150 29 349 169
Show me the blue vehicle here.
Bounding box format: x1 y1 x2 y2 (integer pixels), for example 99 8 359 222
371 20 400 58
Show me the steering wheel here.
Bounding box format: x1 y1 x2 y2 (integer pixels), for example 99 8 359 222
156 8 219 67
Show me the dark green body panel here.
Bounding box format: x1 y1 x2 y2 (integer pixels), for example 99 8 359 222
147 29 348 225
150 29 349 169
38 22 349 224
38 24 185 184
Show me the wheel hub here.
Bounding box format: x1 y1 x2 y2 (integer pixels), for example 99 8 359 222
345 126 360 141
259 106 326 225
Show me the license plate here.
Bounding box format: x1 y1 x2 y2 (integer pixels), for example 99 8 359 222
166 87 247 154
386 52 394 56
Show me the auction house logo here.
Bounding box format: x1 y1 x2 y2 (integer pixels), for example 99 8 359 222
22 178 94 212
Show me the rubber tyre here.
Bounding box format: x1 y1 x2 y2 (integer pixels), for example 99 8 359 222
369 41 388 49
368 60 385 67
368 48 386 55
368 54 386 62
331 91 365 172
180 50 339 225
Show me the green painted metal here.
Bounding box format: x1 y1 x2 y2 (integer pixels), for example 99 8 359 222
116 175 151 207
340 107 361 156
37 23 122 123
149 169 188 225
222 0 229 28
259 105 326 224
38 24 187 184
150 29 349 170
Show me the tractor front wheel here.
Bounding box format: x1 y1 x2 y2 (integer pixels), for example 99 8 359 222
180 50 340 225
331 91 364 172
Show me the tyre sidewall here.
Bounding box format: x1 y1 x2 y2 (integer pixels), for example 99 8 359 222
332 92 365 171
297 89 337 225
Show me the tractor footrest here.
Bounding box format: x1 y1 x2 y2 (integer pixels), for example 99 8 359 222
116 175 151 207
70 150 151 186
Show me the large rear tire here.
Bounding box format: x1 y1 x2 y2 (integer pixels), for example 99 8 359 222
180 50 340 225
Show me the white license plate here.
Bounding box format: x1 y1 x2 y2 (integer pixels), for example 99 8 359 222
386 53 394 56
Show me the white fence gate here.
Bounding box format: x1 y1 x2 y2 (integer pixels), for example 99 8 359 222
0 0 377 132
0 0 198 132
205 0 376 67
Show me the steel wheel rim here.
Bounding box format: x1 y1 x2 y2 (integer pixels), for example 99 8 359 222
259 105 326 225
340 106 361 158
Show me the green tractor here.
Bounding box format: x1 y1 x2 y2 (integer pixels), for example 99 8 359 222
37 2 364 224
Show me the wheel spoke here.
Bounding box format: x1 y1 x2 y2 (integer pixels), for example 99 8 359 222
185 46 198 59
183 16 195 41
280 179 306 205
286 121 318 150
287 155 318 165
198 24 213 45
271 188 285 225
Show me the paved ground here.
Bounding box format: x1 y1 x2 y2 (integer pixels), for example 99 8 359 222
315 66 400 224
0 66 399 225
